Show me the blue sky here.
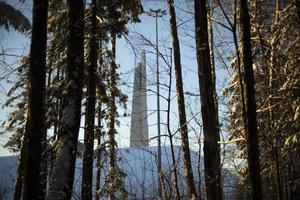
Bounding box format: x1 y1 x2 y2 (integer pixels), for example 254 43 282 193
0 0 233 156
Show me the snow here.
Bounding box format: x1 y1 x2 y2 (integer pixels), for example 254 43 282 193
0 146 239 199
0 156 18 199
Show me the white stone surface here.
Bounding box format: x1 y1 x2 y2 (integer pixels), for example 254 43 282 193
130 52 149 147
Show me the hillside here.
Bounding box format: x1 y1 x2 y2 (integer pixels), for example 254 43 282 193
0 146 239 199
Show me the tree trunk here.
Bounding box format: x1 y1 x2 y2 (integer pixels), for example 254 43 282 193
95 36 103 200
207 2 219 121
95 102 102 200
108 33 117 200
13 147 25 200
22 0 48 199
13 120 28 200
81 0 97 199
270 1 282 199
239 0 263 199
165 48 181 199
194 0 223 200
39 62 53 200
167 0 198 199
47 0 84 199
49 68 61 179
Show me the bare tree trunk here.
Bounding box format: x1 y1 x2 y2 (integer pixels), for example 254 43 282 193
22 0 48 199
207 2 219 119
239 0 263 199
47 0 84 199
165 48 181 199
81 0 98 199
194 0 223 199
167 1 198 199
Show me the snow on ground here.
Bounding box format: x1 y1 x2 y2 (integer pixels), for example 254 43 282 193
0 146 239 199
0 155 18 199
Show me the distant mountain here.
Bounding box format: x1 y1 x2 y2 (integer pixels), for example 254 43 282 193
0 146 239 199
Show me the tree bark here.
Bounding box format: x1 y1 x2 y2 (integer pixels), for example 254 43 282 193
47 0 84 199
13 120 28 200
108 33 117 200
194 0 223 199
270 1 282 199
165 48 181 199
13 147 25 200
95 102 102 200
239 0 263 199
49 68 61 178
167 0 198 199
22 0 48 199
207 2 219 120
81 0 97 199
95 36 103 200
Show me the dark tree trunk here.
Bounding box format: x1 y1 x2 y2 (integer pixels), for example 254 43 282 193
239 0 263 199
95 36 103 200
95 30 105 200
13 120 28 200
47 0 84 199
270 1 282 199
108 33 117 200
194 0 223 200
49 68 61 178
22 0 48 199
81 0 97 199
167 0 198 199
13 148 25 200
39 63 53 200
95 102 102 200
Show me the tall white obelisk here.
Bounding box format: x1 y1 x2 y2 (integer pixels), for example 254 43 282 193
130 52 149 147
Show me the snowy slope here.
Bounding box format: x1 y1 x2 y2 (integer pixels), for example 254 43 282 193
0 146 239 199
0 155 18 199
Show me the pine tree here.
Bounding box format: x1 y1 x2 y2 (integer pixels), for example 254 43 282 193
95 1 141 198
95 34 105 200
225 0 300 198
47 0 84 199
81 0 98 199
0 1 31 32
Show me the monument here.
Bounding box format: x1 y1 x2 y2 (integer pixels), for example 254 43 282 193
130 52 149 147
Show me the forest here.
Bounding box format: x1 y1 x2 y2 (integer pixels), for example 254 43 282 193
0 0 299 199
